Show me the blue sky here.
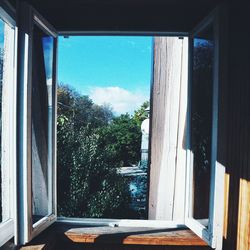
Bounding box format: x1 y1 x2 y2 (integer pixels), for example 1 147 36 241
42 36 54 80
58 36 153 115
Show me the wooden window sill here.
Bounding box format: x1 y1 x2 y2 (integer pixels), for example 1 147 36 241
64 226 208 246
20 224 209 249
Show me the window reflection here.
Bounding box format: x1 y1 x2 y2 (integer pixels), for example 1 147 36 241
32 25 54 224
191 25 214 220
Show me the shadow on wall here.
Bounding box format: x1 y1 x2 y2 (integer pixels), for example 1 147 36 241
222 4 250 250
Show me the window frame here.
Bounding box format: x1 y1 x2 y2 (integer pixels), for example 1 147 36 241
0 4 17 248
14 2 226 249
185 7 225 249
31 9 58 237
16 2 58 245
56 7 225 249
55 36 188 226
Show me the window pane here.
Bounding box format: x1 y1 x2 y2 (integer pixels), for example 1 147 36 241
191 25 214 220
0 17 14 223
57 36 152 219
0 17 4 224
32 24 54 224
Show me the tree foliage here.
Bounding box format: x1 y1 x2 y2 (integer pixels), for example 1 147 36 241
57 83 146 218
133 101 149 125
98 114 141 167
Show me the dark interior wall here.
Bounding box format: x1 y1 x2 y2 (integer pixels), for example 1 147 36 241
222 2 250 250
20 0 220 33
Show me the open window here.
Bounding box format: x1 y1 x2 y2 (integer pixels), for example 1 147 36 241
185 8 225 249
0 5 16 248
14 2 226 249
17 3 58 244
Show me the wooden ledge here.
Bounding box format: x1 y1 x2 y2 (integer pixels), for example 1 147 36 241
64 226 208 246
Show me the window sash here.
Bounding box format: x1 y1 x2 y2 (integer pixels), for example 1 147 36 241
0 5 17 248
29 9 57 242
185 7 225 249
16 2 58 245
0 219 14 247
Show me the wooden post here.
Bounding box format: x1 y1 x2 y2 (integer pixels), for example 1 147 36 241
149 37 188 221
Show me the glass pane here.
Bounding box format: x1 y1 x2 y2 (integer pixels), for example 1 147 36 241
0 17 14 223
32 24 54 224
191 25 214 221
57 36 152 219
0 18 4 224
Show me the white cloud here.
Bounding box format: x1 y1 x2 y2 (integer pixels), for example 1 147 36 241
90 86 148 115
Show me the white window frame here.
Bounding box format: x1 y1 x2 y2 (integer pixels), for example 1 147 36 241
16 2 58 245
185 7 225 250
0 5 17 248
55 33 188 229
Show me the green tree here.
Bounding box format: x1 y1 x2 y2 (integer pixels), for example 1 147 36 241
57 84 135 218
57 84 148 218
98 114 142 166
57 83 113 130
133 101 149 125
57 120 132 218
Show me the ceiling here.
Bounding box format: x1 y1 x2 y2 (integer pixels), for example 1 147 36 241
19 0 222 33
